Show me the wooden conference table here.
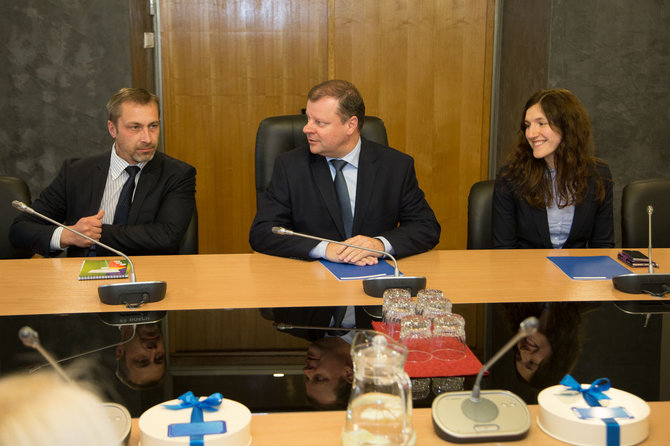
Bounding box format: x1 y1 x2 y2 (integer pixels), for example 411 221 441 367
127 403 670 446
1 248 668 316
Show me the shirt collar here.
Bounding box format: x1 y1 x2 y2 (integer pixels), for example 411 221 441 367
110 143 146 179
326 137 361 168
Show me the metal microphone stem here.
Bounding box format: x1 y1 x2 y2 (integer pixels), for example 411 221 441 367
274 322 369 332
29 325 137 373
11 200 136 282
19 326 72 384
471 328 533 401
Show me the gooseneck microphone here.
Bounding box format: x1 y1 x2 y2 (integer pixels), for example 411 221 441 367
613 205 670 297
468 316 538 403
271 226 426 296
431 316 539 442
19 326 72 383
12 200 166 307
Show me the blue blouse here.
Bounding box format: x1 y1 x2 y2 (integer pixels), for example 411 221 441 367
546 168 575 249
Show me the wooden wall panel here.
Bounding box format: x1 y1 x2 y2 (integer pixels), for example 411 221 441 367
332 0 495 249
160 0 328 253
129 0 155 91
160 0 493 254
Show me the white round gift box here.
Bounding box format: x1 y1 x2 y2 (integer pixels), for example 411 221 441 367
537 384 649 446
139 397 252 446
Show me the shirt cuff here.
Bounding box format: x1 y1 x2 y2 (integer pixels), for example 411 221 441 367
50 226 64 251
308 240 328 259
376 236 394 255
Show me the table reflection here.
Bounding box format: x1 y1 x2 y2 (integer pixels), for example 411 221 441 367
486 301 666 405
500 302 590 386
0 302 667 418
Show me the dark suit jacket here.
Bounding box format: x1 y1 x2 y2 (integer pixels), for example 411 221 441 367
492 163 614 249
249 138 440 259
10 151 196 257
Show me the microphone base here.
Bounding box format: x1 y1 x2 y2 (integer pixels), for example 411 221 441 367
362 275 426 297
432 390 531 443
99 311 167 326
612 273 670 297
98 281 167 308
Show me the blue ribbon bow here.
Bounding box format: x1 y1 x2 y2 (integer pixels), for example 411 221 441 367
164 392 225 446
560 374 611 407
164 391 223 414
560 375 620 446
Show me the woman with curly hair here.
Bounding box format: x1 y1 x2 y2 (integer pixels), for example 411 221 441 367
493 88 614 249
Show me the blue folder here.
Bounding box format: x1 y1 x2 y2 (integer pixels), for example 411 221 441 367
319 259 397 281
547 256 632 280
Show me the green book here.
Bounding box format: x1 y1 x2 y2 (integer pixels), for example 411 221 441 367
78 259 129 281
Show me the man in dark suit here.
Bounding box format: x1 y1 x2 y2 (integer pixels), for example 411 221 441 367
10 88 196 257
249 80 440 264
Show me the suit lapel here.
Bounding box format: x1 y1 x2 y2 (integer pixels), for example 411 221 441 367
129 153 162 223
565 201 588 246
531 206 552 247
353 140 377 235
311 153 347 238
89 155 109 215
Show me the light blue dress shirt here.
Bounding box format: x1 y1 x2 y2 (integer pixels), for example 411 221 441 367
546 168 575 249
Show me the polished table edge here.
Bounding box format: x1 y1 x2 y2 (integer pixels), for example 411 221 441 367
3 248 669 316
128 401 669 446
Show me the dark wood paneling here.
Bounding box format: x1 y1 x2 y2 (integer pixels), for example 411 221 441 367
494 0 550 170
128 0 155 90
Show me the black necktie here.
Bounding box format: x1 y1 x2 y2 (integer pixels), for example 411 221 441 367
331 159 353 238
113 166 140 225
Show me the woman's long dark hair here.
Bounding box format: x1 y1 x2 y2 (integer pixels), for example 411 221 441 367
501 89 607 208
504 302 584 389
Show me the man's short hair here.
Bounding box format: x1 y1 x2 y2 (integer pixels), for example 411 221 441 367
106 87 160 125
307 80 365 131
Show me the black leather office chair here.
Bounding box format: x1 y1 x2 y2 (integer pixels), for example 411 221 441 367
621 178 670 248
467 180 495 249
254 114 388 208
177 206 199 255
615 178 670 320
0 176 33 259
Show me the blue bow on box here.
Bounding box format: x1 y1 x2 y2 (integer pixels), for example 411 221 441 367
164 391 227 446
560 374 611 407
560 375 633 446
